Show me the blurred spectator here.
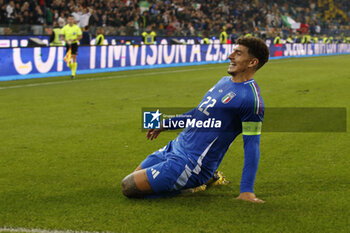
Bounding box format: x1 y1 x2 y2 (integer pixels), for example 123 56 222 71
81 25 91 45
57 12 66 28
220 26 228 44
0 1 7 24
133 15 140 35
142 26 156 44
95 26 104 45
49 22 64 46
141 11 150 29
79 7 91 28
71 7 81 25
33 5 45 25
46 8 54 25
6 1 15 22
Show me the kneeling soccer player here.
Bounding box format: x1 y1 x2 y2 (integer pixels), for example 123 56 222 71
122 37 269 203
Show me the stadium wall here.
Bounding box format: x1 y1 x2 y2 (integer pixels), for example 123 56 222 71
0 43 350 81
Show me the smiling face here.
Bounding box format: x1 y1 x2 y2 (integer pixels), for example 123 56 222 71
227 45 257 76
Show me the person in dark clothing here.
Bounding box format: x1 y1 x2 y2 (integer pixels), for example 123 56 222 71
81 25 92 45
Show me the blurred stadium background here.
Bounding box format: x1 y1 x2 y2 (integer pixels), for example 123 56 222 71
0 0 350 233
1 0 350 40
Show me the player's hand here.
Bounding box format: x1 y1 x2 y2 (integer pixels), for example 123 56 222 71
236 192 265 203
146 127 164 140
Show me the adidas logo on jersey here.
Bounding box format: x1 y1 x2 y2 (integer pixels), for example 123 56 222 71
151 168 160 179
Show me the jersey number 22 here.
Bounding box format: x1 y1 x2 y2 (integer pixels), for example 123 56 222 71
198 96 216 116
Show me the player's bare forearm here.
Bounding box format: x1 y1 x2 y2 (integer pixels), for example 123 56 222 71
236 192 265 203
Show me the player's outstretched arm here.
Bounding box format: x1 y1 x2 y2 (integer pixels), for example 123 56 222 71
238 128 264 203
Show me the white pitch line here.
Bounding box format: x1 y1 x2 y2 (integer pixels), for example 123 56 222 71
0 227 113 233
0 66 219 90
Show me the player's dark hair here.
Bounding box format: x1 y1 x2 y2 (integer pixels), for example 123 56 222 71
236 37 269 70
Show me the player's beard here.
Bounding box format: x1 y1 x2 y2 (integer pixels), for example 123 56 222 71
227 64 236 76
227 69 236 76
228 67 249 77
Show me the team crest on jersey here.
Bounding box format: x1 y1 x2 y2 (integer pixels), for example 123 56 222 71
221 91 236 104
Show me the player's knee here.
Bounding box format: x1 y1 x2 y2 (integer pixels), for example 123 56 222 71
121 175 136 198
121 176 130 197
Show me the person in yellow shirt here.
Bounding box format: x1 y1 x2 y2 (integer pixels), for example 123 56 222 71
61 15 82 79
219 26 228 44
49 22 63 46
202 31 210 44
95 27 105 45
322 35 328 43
286 35 294 43
273 34 281 44
301 34 311 44
244 30 252 38
141 27 157 44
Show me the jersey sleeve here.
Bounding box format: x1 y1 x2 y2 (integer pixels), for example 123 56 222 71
240 95 264 123
239 91 264 193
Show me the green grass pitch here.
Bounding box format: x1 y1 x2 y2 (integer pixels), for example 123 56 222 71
0 55 349 233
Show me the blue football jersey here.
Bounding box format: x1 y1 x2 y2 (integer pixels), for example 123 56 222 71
168 76 264 188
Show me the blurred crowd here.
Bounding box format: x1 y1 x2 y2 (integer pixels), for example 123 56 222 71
0 0 349 37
